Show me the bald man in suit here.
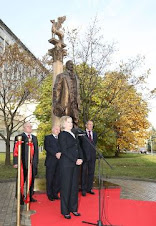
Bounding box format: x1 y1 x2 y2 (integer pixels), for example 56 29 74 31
44 125 61 201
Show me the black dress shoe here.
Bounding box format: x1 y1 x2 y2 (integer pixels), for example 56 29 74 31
87 190 95 195
64 214 71 219
82 191 86 196
20 200 24 205
53 195 60 200
30 197 37 202
72 212 81 216
48 197 55 201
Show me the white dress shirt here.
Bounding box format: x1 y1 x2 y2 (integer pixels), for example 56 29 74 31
86 129 93 140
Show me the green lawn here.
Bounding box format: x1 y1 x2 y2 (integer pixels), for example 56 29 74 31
1 152 156 181
0 152 46 180
97 153 156 180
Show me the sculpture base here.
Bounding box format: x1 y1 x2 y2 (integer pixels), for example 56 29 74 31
21 209 36 218
48 38 66 48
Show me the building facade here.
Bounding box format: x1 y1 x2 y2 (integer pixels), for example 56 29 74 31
0 19 41 152
0 19 36 57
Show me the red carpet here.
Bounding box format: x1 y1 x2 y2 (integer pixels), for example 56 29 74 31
30 188 156 226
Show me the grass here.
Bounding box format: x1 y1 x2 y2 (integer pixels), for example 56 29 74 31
97 153 156 180
1 152 156 181
0 152 46 180
0 153 16 180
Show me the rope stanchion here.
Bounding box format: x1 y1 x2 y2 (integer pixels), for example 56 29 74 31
26 138 31 211
26 138 34 211
16 136 22 226
21 137 36 219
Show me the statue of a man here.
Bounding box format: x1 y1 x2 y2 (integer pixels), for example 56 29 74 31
53 60 81 126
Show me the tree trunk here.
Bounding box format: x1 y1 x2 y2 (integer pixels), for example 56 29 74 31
115 144 120 157
5 138 11 165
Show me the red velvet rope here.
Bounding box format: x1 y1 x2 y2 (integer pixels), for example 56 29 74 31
13 141 23 157
24 142 34 203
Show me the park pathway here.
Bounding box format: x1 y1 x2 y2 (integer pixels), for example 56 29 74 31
0 178 156 225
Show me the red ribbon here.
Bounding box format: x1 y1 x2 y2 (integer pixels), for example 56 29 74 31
14 140 34 204
13 140 23 157
24 142 34 203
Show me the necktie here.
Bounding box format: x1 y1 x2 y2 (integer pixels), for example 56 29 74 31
88 131 92 141
55 135 58 139
28 134 30 139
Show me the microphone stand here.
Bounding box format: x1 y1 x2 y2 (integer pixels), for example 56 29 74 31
78 134 118 226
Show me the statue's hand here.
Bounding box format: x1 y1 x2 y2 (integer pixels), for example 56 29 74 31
53 104 65 117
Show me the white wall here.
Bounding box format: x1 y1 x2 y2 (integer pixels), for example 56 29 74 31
0 138 14 153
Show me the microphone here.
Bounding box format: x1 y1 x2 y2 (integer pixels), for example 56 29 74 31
72 127 86 135
76 128 86 134
77 133 86 136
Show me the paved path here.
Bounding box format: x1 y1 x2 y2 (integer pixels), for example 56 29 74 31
0 181 31 226
106 178 156 201
0 181 16 226
0 178 156 225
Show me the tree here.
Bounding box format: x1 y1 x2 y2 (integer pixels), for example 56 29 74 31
66 18 150 123
34 74 52 146
0 43 48 165
147 127 156 152
76 65 150 155
104 72 149 155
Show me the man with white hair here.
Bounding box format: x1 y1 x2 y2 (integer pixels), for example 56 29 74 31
13 122 39 204
44 125 61 201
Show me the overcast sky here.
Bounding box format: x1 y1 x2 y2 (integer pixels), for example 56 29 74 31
1 0 156 127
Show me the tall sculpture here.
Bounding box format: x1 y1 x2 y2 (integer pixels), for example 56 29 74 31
48 16 67 126
49 17 80 127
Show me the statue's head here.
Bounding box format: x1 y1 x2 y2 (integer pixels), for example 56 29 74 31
66 60 73 72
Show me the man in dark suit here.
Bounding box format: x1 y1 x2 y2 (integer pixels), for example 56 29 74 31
44 125 61 201
80 120 98 196
13 122 39 204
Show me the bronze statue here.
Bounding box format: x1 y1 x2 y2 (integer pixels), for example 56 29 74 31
53 60 80 126
50 16 66 43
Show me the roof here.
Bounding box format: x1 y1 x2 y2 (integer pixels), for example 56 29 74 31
0 19 49 74
0 19 38 61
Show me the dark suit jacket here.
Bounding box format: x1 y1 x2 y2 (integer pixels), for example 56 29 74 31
58 131 83 167
44 134 60 167
13 132 38 174
80 131 98 161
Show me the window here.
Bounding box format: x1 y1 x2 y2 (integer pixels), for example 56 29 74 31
0 36 4 44
0 46 3 53
0 130 5 135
